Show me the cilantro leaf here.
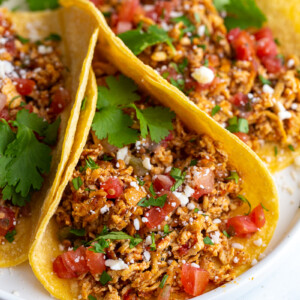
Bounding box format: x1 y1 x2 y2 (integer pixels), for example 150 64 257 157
203 236 214 245
213 0 229 11
72 177 83 191
26 0 59 11
5 229 17 243
89 239 110 253
171 15 196 36
100 271 112 285
237 194 252 215
259 75 271 85
150 232 156 251
170 168 186 192
138 194 167 208
44 33 61 41
118 25 174 56
225 171 239 184
92 107 139 148
134 105 175 143
88 296 97 300
5 124 52 197
129 234 143 248
97 75 140 109
85 157 99 170
211 105 221 116
0 120 15 155
69 228 86 236
2 184 31 207
217 0 267 30
43 117 61 145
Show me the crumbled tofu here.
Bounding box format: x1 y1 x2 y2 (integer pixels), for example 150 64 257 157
192 66 214 84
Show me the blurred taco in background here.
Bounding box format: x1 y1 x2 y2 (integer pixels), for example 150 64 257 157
29 32 278 299
0 3 98 267
83 0 300 172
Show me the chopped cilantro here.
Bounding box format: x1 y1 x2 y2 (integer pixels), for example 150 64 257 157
211 105 221 116
81 97 87 111
226 116 249 133
163 224 171 235
225 171 239 184
149 183 156 197
170 78 185 91
44 33 61 41
190 159 197 166
171 15 196 36
215 0 266 30
204 26 210 36
102 154 113 161
198 44 206 50
150 232 156 251
129 234 143 248
88 296 97 300
194 12 201 23
288 144 295 151
137 178 145 186
89 239 110 254
118 25 174 55
138 194 167 208
100 271 112 285
274 146 278 157
69 228 86 236
16 35 29 44
72 177 83 191
237 194 252 215
261 203 269 211
259 75 271 85
203 58 209 67
159 274 169 289
26 0 59 11
223 230 231 238
85 157 99 170
194 208 200 213
5 229 16 243
178 58 188 74
170 168 186 191
203 236 214 245
162 72 169 79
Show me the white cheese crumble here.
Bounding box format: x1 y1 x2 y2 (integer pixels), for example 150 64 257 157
233 257 239 263
277 102 292 120
117 147 128 161
38 45 53 54
100 205 109 214
133 218 140 231
173 192 189 206
169 11 183 18
210 231 220 244
197 25 206 37
231 242 244 250
213 218 221 224
287 59 295 68
191 263 200 268
187 202 195 210
184 185 195 197
192 66 214 84
142 157 152 170
291 103 298 110
143 250 151 262
105 259 129 270
142 217 148 223
262 84 274 94
130 181 140 190
0 61 16 79
145 235 152 246
253 238 263 247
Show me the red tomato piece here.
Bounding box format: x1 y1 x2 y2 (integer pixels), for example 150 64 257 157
145 191 180 229
250 204 266 228
153 175 175 192
4 39 16 56
118 0 141 22
234 132 250 143
51 88 70 115
0 206 16 237
231 92 249 108
0 92 7 112
116 21 133 34
254 27 273 41
86 248 106 275
181 264 209 296
14 78 35 96
260 56 282 73
256 38 277 58
53 246 89 279
158 284 171 300
226 215 258 237
227 28 241 43
102 177 124 199
191 167 214 199
0 108 10 121
178 239 196 256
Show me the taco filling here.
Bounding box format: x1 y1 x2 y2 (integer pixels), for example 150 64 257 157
91 0 300 168
0 10 69 244
51 61 269 299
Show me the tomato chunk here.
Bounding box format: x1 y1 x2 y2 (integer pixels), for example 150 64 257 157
254 27 273 41
51 88 70 115
14 78 35 96
102 177 124 199
118 0 141 22
260 56 282 73
0 108 10 121
0 206 16 237
181 264 209 296
250 204 266 228
86 248 106 275
191 167 214 199
234 132 250 143
226 215 258 237
231 92 249 108
53 246 89 279
145 192 180 229
153 175 174 192
256 38 277 58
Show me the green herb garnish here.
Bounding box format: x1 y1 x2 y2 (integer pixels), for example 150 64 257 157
72 177 83 191
170 168 186 191
69 228 86 236
159 274 169 289
226 171 239 184
138 194 167 208
237 194 252 215
100 271 112 285
150 232 156 251
203 236 214 245
259 75 271 85
5 229 16 243
226 116 249 133
211 105 221 116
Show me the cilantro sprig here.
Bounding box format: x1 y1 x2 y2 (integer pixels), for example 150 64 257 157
170 168 186 192
138 194 167 208
26 0 59 11
92 75 175 147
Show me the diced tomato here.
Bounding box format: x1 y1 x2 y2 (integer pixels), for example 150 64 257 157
0 93 7 112
158 284 171 300
102 177 124 199
254 27 273 41
118 0 141 22
14 78 35 96
228 29 255 61
86 248 106 276
51 88 70 114
4 39 16 56
191 167 214 199
256 38 277 58
226 215 258 238
53 246 89 279
250 204 265 228
234 132 250 143
231 92 248 108
0 108 10 121
146 0 177 22
178 239 196 256
153 175 175 192
0 206 16 237
260 56 282 73
116 21 133 34
145 192 180 229
181 264 209 297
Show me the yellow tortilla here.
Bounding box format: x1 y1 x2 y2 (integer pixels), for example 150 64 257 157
29 1 278 298
0 5 99 267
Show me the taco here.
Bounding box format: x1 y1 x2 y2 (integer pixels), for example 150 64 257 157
0 5 99 267
80 0 300 172
29 44 278 299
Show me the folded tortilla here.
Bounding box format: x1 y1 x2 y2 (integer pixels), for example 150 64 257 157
73 0 300 173
29 1 278 299
0 5 99 267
